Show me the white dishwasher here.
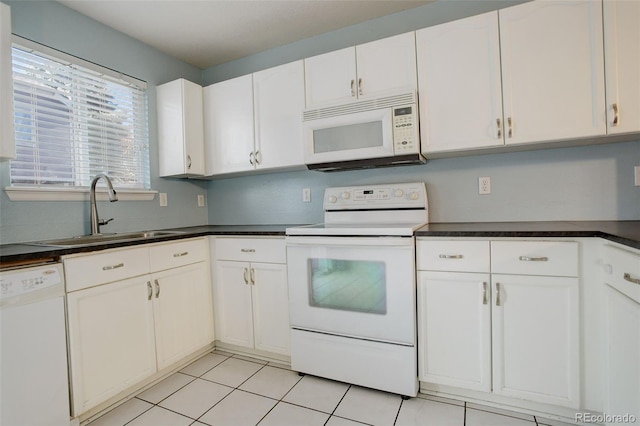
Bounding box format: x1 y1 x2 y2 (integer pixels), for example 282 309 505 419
0 262 71 425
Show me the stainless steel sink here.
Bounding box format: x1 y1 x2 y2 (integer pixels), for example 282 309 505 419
32 230 185 247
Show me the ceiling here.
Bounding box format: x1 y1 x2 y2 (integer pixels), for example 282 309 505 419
58 0 433 70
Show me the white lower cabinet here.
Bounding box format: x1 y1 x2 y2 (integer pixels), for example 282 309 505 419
602 244 640 424
66 276 157 416
417 239 580 410
213 237 290 356
65 238 213 417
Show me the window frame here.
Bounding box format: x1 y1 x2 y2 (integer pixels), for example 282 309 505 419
5 36 156 202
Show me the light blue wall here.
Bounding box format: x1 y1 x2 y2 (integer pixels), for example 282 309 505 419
202 0 640 225
0 0 208 244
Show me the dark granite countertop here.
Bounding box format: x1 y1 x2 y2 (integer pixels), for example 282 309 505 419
1 221 638 266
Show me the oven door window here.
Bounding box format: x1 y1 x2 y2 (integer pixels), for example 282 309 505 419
308 258 386 314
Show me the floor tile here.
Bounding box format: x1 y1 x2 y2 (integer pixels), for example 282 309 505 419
179 352 230 377
325 416 370 425
232 353 269 364
126 406 193 426
417 392 465 407
395 398 464 426
466 403 536 422
466 407 536 426
333 385 402 426
158 378 233 419
136 372 195 404
201 357 264 387
267 360 291 370
88 398 153 426
258 402 330 426
283 375 350 413
199 389 277 426
239 365 302 399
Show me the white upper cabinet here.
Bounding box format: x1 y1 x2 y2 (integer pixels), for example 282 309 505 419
204 61 305 176
252 60 305 170
156 79 205 177
0 2 15 160
499 0 606 145
416 12 504 154
603 0 640 135
204 74 254 175
304 32 417 108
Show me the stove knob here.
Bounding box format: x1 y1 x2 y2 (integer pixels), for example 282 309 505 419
341 191 350 200
410 192 419 200
394 189 404 198
328 195 338 203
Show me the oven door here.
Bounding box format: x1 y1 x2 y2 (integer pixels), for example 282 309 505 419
286 236 416 346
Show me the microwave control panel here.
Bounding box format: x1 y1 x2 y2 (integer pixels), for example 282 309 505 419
392 105 418 154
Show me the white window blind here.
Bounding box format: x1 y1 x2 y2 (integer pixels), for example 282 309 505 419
10 43 150 190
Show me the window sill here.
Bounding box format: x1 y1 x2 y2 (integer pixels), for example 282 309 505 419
4 187 157 202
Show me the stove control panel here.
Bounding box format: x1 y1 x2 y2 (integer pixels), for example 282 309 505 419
324 182 427 210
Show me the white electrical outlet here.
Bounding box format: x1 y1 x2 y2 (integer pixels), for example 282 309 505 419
635 166 640 187
302 188 311 203
159 193 168 206
197 194 205 207
479 177 491 195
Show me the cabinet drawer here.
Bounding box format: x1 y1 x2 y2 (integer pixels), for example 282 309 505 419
150 238 207 272
64 247 150 292
603 245 640 304
215 237 286 263
417 240 490 272
491 241 578 277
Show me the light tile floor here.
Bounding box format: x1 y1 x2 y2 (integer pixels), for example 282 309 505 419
89 350 576 426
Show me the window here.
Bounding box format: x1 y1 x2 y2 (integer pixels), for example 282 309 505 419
9 41 150 192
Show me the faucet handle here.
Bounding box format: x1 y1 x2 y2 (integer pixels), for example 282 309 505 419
99 218 114 226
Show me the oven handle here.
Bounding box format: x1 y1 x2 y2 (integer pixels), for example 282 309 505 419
285 236 413 247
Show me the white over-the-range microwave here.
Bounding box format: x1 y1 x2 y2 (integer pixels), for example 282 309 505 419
302 92 425 172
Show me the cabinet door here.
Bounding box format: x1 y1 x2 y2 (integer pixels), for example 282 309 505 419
417 12 504 154
491 274 579 408
157 79 205 177
66 276 157 416
251 262 290 355
304 47 356 108
603 0 640 134
356 32 417 100
214 260 254 348
0 3 15 160
204 74 254 175
253 60 305 170
604 284 640 424
417 271 491 392
499 1 606 144
152 262 214 370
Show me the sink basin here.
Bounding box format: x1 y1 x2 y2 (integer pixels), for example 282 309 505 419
32 230 185 247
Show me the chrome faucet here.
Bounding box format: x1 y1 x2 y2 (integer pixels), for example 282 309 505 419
90 174 118 235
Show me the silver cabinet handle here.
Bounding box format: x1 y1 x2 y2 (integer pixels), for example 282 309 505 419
255 150 261 165
147 281 153 300
187 155 192 169
496 282 502 306
623 273 640 285
507 117 513 138
358 78 363 96
496 118 502 139
519 256 549 262
154 279 160 298
243 268 249 285
350 79 355 97
249 151 255 166
439 254 463 259
482 282 488 305
250 268 256 285
173 251 189 258
241 248 256 253
102 262 124 271
612 103 619 127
